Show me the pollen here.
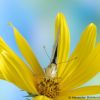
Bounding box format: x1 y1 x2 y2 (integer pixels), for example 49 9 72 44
37 77 60 98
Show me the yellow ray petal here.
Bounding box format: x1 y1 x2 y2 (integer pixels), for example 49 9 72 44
60 23 96 84
66 86 100 96
54 96 69 100
0 72 4 79
61 43 100 91
0 38 38 94
55 13 70 77
33 96 52 100
9 23 44 76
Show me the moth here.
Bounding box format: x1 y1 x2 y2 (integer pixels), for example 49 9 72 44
44 31 77 78
44 31 60 78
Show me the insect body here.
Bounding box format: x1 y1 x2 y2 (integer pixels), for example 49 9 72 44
45 63 57 78
45 35 58 78
44 30 77 78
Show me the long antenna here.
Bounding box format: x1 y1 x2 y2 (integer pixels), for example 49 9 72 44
43 46 51 61
57 57 78 64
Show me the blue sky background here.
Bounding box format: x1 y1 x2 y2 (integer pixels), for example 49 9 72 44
0 0 100 100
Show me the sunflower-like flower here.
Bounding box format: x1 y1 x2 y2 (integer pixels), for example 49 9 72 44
0 13 100 100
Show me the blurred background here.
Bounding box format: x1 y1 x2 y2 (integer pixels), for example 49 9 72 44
0 0 100 100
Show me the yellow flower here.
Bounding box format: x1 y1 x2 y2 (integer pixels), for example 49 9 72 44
0 13 100 100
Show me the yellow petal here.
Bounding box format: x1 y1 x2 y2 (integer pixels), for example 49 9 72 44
0 72 4 79
55 13 70 77
9 23 44 76
66 85 100 96
0 38 38 94
54 96 69 100
33 96 52 100
60 23 96 85
61 43 100 91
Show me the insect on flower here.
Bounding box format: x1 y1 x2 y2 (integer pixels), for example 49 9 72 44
0 13 100 100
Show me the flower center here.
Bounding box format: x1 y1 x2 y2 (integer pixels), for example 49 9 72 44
37 77 60 98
